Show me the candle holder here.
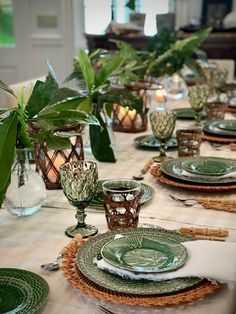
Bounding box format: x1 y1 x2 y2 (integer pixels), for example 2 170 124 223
112 81 160 133
35 125 84 189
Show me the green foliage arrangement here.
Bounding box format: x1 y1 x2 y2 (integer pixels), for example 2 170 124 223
109 27 211 82
65 50 145 163
0 67 100 208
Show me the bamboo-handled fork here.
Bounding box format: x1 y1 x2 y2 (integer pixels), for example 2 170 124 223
169 194 236 213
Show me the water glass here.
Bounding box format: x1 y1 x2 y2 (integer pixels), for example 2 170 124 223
176 128 202 157
205 102 227 122
102 179 141 230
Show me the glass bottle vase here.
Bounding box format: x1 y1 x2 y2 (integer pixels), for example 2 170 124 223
4 148 46 217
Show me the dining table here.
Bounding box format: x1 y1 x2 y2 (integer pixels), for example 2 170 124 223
1 96 236 314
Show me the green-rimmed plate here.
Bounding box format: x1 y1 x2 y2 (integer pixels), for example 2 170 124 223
203 120 236 137
101 236 188 273
172 108 206 120
181 158 235 176
218 121 236 131
0 268 49 314
76 227 202 295
134 135 177 149
161 157 236 185
89 181 154 210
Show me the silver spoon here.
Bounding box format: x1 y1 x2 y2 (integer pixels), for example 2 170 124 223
41 254 62 271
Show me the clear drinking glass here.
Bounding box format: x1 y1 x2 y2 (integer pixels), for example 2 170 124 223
60 161 98 238
188 85 209 126
102 179 141 230
150 110 176 162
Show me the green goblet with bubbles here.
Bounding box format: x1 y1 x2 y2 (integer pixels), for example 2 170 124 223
60 160 98 238
150 110 176 162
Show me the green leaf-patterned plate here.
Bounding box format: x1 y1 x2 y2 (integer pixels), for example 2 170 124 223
101 236 188 273
203 120 236 137
218 121 236 131
76 227 203 295
182 158 235 176
172 108 206 120
161 157 236 184
134 135 177 149
0 268 49 314
89 181 154 210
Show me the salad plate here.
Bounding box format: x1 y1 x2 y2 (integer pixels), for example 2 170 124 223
134 135 177 149
161 157 236 185
181 157 235 176
172 108 206 120
89 181 154 210
76 228 202 295
203 120 236 137
0 268 49 314
101 235 188 273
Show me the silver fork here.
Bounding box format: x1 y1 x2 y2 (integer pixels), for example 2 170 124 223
97 305 115 314
209 142 223 150
169 194 197 207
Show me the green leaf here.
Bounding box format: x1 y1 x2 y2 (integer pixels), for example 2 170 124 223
79 50 94 93
125 0 136 10
44 133 72 150
0 111 18 208
40 96 87 114
31 110 100 128
46 61 59 87
95 54 124 87
26 80 57 118
89 110 116 162
0 80 17 99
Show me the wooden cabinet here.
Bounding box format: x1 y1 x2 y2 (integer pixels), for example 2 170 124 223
85 32 236 72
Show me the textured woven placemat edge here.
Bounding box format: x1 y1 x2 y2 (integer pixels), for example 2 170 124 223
150 164 236 192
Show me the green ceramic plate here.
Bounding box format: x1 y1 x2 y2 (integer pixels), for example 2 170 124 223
181 158 235 176
0 268 49 314
101 235 188 273
134 135 177 149
218 121 236 131
161 157 236 185
76 227 203 295
89 181 154 210
203 120 236 137
172 108 206 120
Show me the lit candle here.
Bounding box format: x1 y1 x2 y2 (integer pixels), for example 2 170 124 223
47 152 65 181
155 89 166 102
118 106 137 127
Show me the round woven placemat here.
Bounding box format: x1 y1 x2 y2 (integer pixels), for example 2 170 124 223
61 235 222 307
202 133 236 143
150 164 236 192
226 106 236 113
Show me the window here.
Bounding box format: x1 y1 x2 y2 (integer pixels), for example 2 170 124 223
84 0 170 36
0 0 15 46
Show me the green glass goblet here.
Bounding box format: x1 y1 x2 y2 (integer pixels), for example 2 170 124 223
60 161 98 238
150 110 176 162
188 85 209 127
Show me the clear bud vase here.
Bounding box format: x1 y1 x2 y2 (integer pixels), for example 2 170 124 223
4 148 46 217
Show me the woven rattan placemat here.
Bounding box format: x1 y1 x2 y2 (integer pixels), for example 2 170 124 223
226 106 236 113
150 164 236 192
61 235 222 307
202 134 236 143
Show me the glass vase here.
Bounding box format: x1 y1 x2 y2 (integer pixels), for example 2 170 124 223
4 148 46 217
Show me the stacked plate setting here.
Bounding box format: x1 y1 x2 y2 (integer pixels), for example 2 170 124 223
203 119 236 139
76 228 204 295
160 156 236 186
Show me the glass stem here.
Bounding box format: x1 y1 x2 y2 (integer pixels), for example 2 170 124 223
159 141 167 157
194 111 201 125
75 208 87 228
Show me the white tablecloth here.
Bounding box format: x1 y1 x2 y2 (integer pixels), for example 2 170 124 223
0 99 236 314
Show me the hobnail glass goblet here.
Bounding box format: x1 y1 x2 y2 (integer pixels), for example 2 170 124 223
60 161 98 238
188 85 209 126
150 110 176 162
